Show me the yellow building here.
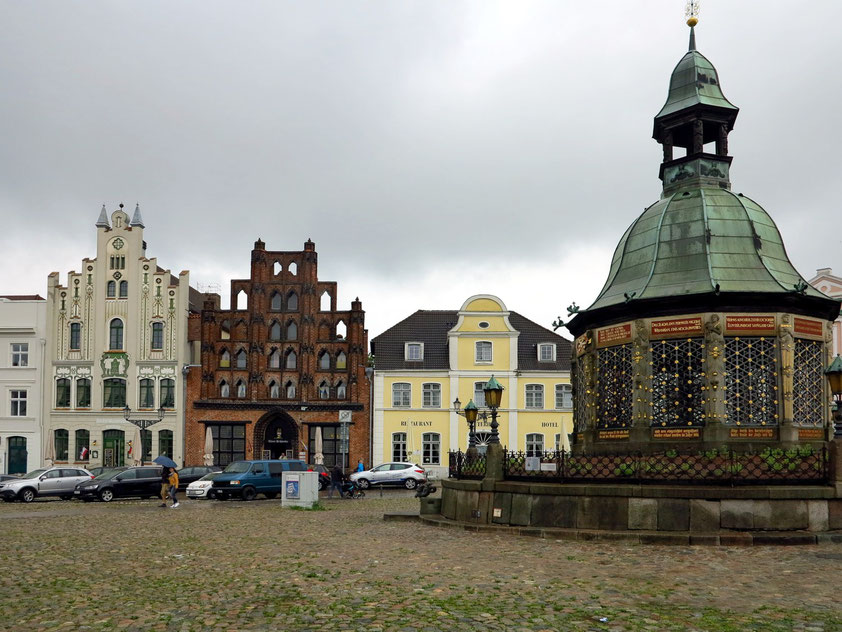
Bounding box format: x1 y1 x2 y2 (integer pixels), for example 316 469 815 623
370 295 572 479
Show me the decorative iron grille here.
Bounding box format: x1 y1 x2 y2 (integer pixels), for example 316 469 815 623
596 344 632 428
793 339 824 426
573 359 588 432
650 337 705 427
448 450 486 480
724 336 778 426
492 447 828 485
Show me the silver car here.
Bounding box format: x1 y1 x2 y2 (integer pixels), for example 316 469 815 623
0 467 94 503
186 472 221 499
349 462 427 490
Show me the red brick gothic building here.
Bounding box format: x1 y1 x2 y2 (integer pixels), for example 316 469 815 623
184 239 370 469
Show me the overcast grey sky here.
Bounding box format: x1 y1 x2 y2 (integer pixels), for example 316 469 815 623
1 1 839 339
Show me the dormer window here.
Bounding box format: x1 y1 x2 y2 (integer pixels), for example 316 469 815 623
538 343 556 362
405 342 424 362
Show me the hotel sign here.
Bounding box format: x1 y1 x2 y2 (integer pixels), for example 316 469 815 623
650 317 703 338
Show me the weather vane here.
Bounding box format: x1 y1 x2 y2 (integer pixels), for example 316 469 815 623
685 0 699 27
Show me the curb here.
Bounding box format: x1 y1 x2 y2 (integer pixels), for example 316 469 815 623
403 513 842 546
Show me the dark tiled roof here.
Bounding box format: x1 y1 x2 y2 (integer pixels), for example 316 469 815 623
371 310 571 371
0 295 45 301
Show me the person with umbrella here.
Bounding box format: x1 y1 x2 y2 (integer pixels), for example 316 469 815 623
154 456 178 507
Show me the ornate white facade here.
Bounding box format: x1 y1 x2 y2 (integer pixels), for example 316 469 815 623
43 205 193 468
0 296 46 474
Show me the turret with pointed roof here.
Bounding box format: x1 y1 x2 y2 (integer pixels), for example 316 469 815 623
95 204 110 228
130 203 145 228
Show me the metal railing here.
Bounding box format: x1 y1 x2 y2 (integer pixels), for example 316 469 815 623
448 451 487 480
447 447 829 486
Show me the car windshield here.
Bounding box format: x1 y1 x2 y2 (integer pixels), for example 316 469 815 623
94 469 123 480
223 461 251 474
22 469 48 479
198 472 220 481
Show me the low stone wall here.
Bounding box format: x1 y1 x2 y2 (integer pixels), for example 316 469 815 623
440 479 842 532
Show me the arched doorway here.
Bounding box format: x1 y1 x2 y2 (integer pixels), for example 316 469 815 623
7 436 27 475
253 410 299 460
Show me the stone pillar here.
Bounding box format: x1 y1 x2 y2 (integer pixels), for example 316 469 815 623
692 120 704 155
483 443 505 482
779 315 797 443
662 132 673 162
716 124 729 156
703 314 728 443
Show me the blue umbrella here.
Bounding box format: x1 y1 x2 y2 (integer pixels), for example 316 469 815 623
153 455 177 469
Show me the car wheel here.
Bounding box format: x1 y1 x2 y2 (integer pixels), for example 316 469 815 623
357 478 370 489
19 488 36 503
404 478 418 490
318 480 326 491
241 486 257 501
207 490 216 500
99 489 114 502
264 492 277 499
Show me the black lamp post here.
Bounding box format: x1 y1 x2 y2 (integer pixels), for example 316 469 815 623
483 376 504 444
825 355 842 437
123 405 166 430
453 397 480 451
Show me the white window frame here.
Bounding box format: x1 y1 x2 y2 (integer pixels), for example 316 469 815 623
392 432 408 462
422 432 441 465
422 383 441 408
392 382 411 408
525 384 544 409
10 389 27 416
11 343 29 367
555 383 573 410
538 342 556 362
525 433 544 457
405 342 424 361
475 341 492 363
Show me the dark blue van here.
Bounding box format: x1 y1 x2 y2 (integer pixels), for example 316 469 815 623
211 459 306 500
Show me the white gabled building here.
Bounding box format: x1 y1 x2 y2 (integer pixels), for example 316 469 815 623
808 268 842 357
43 204 198 469
0 296 47 474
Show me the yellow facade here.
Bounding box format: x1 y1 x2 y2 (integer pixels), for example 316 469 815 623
372 295 572 479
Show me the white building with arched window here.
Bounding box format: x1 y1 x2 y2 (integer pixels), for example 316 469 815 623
43 204 199 469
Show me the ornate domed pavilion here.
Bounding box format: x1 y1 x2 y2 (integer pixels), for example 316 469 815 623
566 24 840 451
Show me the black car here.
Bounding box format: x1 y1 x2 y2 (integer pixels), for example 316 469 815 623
74 466 163 502
177 466 222 490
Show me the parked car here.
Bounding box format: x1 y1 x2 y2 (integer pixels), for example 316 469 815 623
350 462 427 490
0 467 94 503
87 466 108 477
0 474 20 482
308 464 330 491
186 472 222 499
74 465 163 502
177 465 222 490
212 459 306 500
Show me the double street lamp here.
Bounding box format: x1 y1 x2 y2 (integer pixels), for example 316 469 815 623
123 405 166 430
453 376 504 448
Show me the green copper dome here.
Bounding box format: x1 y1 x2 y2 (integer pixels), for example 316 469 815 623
655 44 737 119
588 187 825 311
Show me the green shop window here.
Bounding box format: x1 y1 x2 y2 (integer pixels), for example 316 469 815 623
103 379 126 408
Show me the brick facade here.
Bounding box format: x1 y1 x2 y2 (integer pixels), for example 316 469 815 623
184 239 370 471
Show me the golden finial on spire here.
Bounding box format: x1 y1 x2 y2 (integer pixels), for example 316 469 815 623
685 0 700 27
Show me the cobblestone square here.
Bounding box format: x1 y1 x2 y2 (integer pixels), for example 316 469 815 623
1 493 841 631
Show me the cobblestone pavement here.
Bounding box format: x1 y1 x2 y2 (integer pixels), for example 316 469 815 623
1 491 840 632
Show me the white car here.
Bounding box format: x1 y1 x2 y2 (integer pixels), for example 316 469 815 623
349 462 427 490
186 471 221 499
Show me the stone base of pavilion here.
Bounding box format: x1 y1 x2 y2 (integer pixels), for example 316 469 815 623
429 478 842 544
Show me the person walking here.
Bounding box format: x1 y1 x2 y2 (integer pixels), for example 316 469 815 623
168 467 180 508
159 466 171 507
328 463 344 499
356 459 365 473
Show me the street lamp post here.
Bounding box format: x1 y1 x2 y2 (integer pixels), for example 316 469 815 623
452 376 505 449
825 355 842 438
123 405 166 430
